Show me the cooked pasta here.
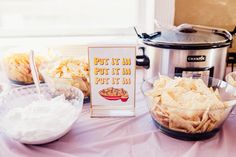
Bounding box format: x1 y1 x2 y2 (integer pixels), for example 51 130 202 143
3 53 45 84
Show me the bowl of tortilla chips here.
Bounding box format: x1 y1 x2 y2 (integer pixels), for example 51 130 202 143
142 75 236 141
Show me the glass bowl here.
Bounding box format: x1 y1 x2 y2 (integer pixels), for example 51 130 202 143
141 76 236 141
0 83 84 145
39 57 90 103
1 48 48 86
225 71 236 87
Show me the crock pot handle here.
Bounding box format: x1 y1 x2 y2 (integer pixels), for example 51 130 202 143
136 47 150 69
190 24 233 41
230 26 236 36
134 27 161 39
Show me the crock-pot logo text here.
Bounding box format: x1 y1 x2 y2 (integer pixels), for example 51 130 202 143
187 55 206 62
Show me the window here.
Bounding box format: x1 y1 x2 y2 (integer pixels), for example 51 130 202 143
0 0 154 37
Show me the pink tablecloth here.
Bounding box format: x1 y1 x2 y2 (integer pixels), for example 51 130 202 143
1 72 236 157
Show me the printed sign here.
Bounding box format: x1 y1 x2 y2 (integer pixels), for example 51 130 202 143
89 46 136 117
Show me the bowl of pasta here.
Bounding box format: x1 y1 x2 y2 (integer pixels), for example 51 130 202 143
1 47 53 86
142 75 236 140
2 49 47 85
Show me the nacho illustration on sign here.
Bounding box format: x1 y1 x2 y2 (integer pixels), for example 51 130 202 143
89 46 136 117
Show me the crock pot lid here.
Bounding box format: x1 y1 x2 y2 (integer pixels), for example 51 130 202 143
142 24 232 49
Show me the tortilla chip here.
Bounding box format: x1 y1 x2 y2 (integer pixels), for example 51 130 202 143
169 114 195 133
200 119 212 132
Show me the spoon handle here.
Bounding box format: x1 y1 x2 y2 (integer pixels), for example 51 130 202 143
29 50 42 99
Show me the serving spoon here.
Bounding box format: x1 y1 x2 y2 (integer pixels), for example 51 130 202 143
29 50 43 100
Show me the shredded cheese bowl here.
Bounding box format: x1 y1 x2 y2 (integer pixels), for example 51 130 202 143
39 56 90 102
142 75 236 141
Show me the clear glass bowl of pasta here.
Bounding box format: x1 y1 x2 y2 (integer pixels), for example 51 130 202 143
141 75 236 141
1 48 48 85
39 56 90 103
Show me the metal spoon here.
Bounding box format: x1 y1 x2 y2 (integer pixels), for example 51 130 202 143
29 50 43 100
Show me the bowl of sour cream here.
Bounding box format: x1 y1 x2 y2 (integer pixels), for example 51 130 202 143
0 83 84 145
